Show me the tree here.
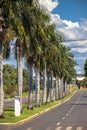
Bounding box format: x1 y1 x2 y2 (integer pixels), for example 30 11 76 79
0 8 14 117
3 65 17 96
0 40 4 118
84 59 87 76
3 64 28 96
0 0 34 112
21 0 50 108
0 1 14 117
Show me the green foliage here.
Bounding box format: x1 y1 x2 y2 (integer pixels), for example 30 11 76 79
3 64 28 96
84 59 87 76
23 69 28 92
69 85 78 92
83 77 87 87
3 64 17 96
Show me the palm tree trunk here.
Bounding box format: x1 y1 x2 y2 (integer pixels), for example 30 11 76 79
55 76 59 100
63 80 67 97
28 63 33 109
47 73 51 103
35 67 40 107
62 79 65 97
0 43 4 117
66 82 69 95
58 77 62 99
50 71 55 101
17 46 23 112
42 65 47 105
60 77 63 98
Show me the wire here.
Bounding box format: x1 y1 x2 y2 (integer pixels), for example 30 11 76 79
64 38 87 42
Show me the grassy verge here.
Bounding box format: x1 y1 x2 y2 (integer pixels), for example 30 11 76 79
0 91 76 124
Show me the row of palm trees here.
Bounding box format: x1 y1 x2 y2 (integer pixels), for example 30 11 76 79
0 0 76 117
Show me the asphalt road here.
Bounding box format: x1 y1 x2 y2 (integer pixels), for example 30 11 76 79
4 94 43 108
1 90 87 130
4 97 28 108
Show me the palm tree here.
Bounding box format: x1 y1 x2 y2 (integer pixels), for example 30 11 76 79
0 0 29 113
58 45 76 97
28 62 34 109
35 66 40 107
0 8 15 117
42 64 47 104
21 1 50 108
0 9 4 117
16 39 23 112
0 41 4 118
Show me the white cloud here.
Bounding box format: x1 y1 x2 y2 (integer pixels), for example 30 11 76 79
72 48 87 53
51 14 87 40
74 57 86 60
63 20 79 29
75 66 81 71
75 65 83 74
80 19 87 32
39 0 59 12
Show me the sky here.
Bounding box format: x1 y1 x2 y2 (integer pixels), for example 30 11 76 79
39 0 87 74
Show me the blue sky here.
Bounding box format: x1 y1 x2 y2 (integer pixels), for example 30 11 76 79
52 0 87 22
39 0 87 74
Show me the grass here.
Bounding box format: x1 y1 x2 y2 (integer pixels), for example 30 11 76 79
0 91 76 124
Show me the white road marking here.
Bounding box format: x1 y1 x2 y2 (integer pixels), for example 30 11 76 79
70 108 73 111
56 126 83 130
56 122 61 126
66 127 72 130
69 111 71 113
72 106 75 109
62 117 65 120
66 113 69 116
76 127 83 130
45 127 52 130
55 126 62 130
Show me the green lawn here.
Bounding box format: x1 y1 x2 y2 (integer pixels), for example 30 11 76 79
0 92 76 124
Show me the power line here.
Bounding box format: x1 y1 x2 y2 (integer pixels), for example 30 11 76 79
62 38 87 48
64 38 87 42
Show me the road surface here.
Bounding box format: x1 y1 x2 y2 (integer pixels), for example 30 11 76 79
1 90 87 130
4 94 43 108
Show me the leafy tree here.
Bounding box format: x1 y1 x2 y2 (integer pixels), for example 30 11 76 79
3 64 28 96
84 59 87 76
83 77 87 88
3 65 17 96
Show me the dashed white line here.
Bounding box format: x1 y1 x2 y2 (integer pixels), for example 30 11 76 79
72 106 75 109
69 111 71 113
66 113 69 116
76 127 83 130
56 122 61 126
66 127 72 130
70 108 73 111
62 117 66 120
55 126 83 130
55 126 62 130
